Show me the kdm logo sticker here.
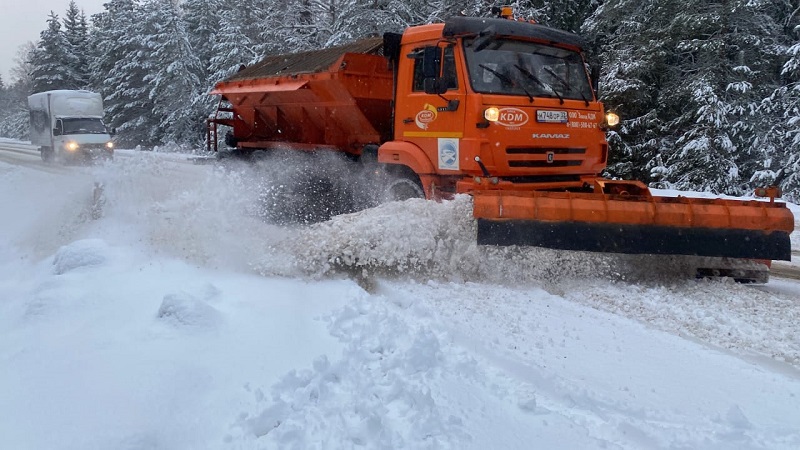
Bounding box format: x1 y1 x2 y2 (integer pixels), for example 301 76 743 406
415 103 438 129
496 108 529 128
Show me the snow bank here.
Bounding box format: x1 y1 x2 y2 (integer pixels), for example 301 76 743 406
2 152 800 450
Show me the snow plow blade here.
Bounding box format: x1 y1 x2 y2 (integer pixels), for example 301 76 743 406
473 191 794 261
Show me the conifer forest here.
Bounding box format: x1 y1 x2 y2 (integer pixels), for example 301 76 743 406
1 0 799 201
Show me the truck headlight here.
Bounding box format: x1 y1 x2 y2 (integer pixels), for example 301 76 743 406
484 107 500 122
106 142 114 149
605 112 620 127
66 142 80 151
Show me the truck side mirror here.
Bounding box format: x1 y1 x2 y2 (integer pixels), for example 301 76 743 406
424 78 448 95
590 64 601 98
53 121 63 136
422 46 448 95
422 46 440 79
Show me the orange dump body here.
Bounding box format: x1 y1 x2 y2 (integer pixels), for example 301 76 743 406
209 38 393 155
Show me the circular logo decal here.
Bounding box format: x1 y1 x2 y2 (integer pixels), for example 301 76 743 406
415 103 439 129
496 108 529 127
440 141 458 166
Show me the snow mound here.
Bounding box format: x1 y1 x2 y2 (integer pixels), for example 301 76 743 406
156 290 222 329
52 239 111 274
236 296 471 449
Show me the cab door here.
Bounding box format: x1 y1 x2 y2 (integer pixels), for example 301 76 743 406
395 43 467 174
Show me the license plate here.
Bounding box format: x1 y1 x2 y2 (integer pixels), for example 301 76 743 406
536 110 568 123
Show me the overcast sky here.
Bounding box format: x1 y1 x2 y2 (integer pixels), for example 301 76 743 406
0 0 106 84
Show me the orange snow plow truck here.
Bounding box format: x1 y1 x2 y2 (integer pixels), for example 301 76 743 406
208 10 794 271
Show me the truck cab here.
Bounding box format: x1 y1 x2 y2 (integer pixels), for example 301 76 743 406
381 16 616 198
28 90 115 163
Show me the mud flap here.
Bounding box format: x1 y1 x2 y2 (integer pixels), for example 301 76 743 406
476 219 793 261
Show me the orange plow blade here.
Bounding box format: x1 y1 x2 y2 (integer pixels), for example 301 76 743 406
473 190 795 261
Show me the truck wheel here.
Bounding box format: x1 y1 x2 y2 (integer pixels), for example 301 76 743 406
40 147 54 163
385 176 425 202
224 131 238 148
251 150 269 162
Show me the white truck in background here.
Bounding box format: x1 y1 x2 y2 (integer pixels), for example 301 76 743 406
28 90 115 163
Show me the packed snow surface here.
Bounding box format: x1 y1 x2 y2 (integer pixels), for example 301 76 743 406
1 150 799 449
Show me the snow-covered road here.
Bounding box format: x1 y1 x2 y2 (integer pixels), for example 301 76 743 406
1 145 798 449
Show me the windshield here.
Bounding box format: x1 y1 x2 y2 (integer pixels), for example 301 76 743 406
463 38 593 102
61 118 109 135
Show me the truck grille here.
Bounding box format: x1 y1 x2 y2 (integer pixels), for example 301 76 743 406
506 147 585 168
509 160 583 168
80 143 108 150
506 147 586 155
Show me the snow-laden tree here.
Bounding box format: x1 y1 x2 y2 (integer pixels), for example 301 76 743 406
63 1 91 89
583 0 670 183
585 0 793 197
538 0 600 32
30 12 76 92
207 0 272 85
0 77 10 138
261 0 349 51
422 0 597 31
143 0 207 148
90 0 158 147
259 0 426 53
183 0 221 83
0 43 36 140
183 0 226 136
752 1 800 202
762 37 800 202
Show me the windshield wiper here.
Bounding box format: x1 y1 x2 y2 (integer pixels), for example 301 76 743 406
543 67 571 105
479 63 534 102
543 67 570 90
513 64 548 90
542 67 590 105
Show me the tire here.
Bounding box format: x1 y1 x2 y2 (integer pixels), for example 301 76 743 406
40 146 54 163
224 132 238 148
251 150 269 162
385 175 425 202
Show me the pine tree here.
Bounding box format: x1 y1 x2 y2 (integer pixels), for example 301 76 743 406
183 0 222 84
0 43 36 140
207 0 270 84
144 0 206 147
63 1 91 88
583 0 668 184
763 37 800 202
585 0 792 196
90 0 157 147
30 12 75 92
